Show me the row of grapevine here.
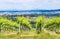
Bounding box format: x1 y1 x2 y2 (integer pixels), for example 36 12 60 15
0 17 18 32
36 16 44 34
0 16 60 34
16 16 32 32
45 17 60 33
0 16 32 33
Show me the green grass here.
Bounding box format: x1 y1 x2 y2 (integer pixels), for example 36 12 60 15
36 33 60 39
0 32 60 39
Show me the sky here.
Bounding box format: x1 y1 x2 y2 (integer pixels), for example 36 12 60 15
0 0 60 10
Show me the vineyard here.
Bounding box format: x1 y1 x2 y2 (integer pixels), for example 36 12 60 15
0 16 60 39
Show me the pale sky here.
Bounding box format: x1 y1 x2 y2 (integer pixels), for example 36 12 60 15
0 0 60 10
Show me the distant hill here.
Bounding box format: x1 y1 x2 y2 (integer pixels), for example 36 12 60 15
0 9 60 12
0 9 60 17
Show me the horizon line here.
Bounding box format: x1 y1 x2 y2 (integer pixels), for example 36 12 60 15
0 9 60 12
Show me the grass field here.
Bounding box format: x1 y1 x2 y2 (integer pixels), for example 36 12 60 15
0 31 60 39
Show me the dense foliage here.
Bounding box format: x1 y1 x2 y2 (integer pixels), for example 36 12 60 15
45 17 60 33
36 16 44 34
0 16 60 34
0 17 18 32
16 16 32 32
